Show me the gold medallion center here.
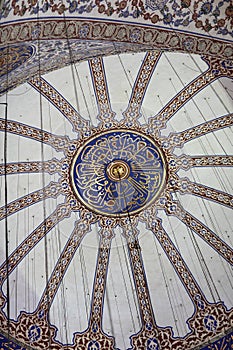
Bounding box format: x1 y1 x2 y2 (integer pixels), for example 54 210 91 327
106 160 130 181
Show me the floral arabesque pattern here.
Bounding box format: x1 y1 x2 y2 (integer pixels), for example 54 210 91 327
0 0 232 37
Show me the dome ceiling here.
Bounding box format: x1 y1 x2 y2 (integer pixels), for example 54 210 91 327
0 2 233 350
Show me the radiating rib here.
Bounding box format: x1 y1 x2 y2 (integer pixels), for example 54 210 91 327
171 176 233 210
122 51 161 127
169 155 233 171
73 224 115 348
147 69 214 133
89 57 116 127
0 158 62 176
37 216 93 312
29 77 90 136
0 118 70 152
0 181 64 221
126 238 155 328
165 202 233 265
0 203 71 284
147 54 233 134
167 113 233 149
120 219 158 333
146 215 207 308
88 227 114 330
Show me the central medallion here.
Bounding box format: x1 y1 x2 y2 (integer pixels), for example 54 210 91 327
70 130 166 217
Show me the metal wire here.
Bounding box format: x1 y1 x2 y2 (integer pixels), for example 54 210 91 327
36 3 51 348
3 100 10 341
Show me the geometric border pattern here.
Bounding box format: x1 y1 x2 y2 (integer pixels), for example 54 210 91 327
1 20 232 58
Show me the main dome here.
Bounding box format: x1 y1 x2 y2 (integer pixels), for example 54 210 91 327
0 3 232 347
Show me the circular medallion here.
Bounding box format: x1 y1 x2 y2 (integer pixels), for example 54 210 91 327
70 130 166 216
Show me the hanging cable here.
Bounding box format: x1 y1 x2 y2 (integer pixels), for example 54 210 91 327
27 164 31 313
117 53 149 125
72 258 82 330
2 99 10 342
86 75 97 125
112 162 142 330
1 32 10 345
57 225 70 347
60 23 101 340
47 87 70 345
153 235 180 336
117 232 139 332
156 92 189 331
104 282 116 342
156 92 191 329
116 169 157 331
204 97 232 146
188 226 220 303
32 215 36 311
79 244 90 322
63 12 93 125
15 137 20 322
36 2 51 348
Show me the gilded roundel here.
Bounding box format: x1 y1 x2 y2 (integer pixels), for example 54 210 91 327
70 130 166 216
